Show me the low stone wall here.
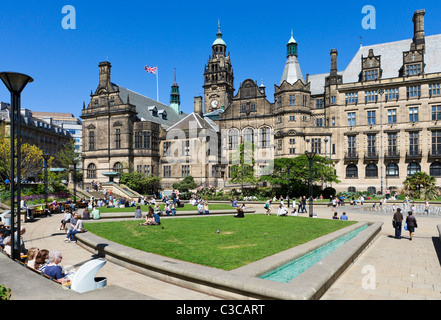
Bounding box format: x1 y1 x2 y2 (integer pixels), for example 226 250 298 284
76 220 383 300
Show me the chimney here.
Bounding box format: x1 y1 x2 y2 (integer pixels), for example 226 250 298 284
98 61 112 89
412 9 425 51
194 96 203 116
330 49 338 75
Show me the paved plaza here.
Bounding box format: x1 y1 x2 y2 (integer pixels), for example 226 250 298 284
16 202 441 300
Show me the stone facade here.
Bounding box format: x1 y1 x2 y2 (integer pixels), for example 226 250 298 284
83 9 441 194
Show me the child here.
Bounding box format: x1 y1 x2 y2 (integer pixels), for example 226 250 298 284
170 202 176 216
164 203 171 216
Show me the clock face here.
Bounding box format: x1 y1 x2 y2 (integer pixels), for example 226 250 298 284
211 99 218 108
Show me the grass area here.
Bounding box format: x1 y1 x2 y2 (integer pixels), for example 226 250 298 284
97 203 234 213
84 215 356 270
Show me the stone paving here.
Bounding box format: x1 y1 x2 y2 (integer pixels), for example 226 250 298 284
20 202 441 300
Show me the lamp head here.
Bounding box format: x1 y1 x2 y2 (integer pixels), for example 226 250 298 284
0 72 33 94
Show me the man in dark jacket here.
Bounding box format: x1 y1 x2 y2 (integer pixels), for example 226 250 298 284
393 208 403 239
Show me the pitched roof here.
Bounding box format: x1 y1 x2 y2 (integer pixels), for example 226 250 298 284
114 84 187 129
166 112 219 132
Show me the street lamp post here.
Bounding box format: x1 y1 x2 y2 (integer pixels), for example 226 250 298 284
42 154 50 207
0 72 33 261
305 150 316 218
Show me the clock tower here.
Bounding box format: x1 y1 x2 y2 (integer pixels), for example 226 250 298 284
203 21 234 114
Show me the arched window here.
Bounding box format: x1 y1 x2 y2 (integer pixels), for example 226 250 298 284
113 162 123 173
365 163 378 177
243 128 254 144
407 162 421 176
228 129 239 150
367 186 376 195
430 161 441 177
348 186 356 193
346 164 358 178
87 163 96 179
386 162 399 177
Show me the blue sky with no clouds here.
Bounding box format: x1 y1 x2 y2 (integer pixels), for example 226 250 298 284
0 0 440 117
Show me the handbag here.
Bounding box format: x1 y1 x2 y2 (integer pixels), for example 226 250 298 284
404 222 408 231
392 220 396 228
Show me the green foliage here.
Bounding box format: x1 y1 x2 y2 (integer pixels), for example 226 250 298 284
229 142 258 188
0 285 11 300
260 155 339 197
84 215 355 270
172 175 198 193
403 171 438 200
120 172 161 194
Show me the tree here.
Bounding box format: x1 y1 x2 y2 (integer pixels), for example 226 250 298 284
403 171 438 200
260 155 339 197
0 125 47 182
53 139 81 183
173 176 198 193
229 142 258 191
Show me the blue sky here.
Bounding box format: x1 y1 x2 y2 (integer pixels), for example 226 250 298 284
1 0 440 117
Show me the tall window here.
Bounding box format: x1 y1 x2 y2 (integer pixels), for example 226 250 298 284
181 165 190 177
134 132 142 149
260 127 270 148
87 163 96 178
163 141 171 157
89 131 95 151
348 136 356 156
367 110 376 125
387 109 397 124
289 95 295 106
228 130 238 150
367 134 376 157
163 165 171 178
432 105 441 121
182 140 190 156
243 128 254 143
316 99 324 109
432 131 441 156
311 138 321 154
143 132 151 149
115 129 121 149
387 133 398 156
409 132 419 156
409 107 419 122
347 112 356 126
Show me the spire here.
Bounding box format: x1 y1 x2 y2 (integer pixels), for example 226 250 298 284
280 30 303 85
170 68 181 114
212 20 226 47
286 29 298 57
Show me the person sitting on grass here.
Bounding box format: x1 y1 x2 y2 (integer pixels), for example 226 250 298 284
340 212 348 220
234 203 246 218
139 207 160 225
277 204 288 216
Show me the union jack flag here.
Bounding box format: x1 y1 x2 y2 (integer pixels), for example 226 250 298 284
144 66 157 74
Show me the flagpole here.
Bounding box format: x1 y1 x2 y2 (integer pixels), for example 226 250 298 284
156 67 159 102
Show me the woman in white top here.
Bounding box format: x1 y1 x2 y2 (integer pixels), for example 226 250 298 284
65 217 84 243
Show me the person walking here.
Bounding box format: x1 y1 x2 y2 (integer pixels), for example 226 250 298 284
405 210 418 241
392 207 403 239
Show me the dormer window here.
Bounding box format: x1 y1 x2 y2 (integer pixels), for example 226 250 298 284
148 106 158 117
159 110 167 120
405 63 422 76
361 49 381 82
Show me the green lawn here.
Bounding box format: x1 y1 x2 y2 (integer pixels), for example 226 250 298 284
97 203 234 213
84 215 355 270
